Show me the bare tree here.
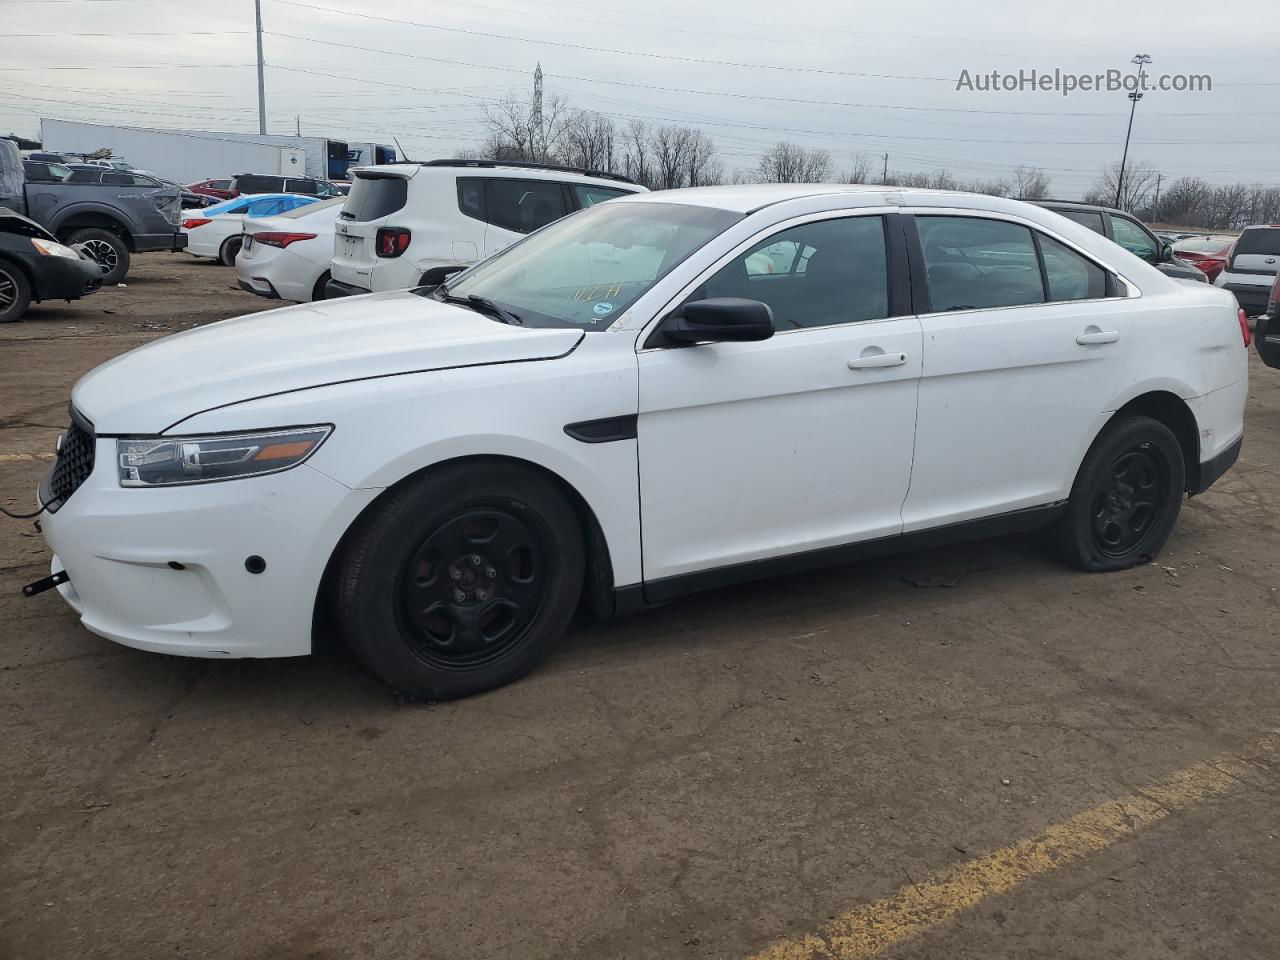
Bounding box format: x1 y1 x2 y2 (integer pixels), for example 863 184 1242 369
1085 160 1161 212
1010 165 1051 199
480 92 572 163
561 110 615 172
844 153 873 185
756 141 832 183
620 119 654 189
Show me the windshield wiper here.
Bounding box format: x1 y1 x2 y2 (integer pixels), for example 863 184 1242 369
433 289 522 325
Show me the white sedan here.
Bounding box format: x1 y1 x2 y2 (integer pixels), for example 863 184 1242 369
31 184 1255 701
237 197 345 302
181 194 321 265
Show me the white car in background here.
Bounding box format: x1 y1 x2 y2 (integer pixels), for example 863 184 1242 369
237 197 345 302
31 185 1251 703
181 194 321 265
1215 224 1280 316
326 159 645 297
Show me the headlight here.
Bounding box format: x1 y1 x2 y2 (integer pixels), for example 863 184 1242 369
31 238 82 260
117 426 332 487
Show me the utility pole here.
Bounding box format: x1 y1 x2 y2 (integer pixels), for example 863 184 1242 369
532 63 544 162
254 0 267 135
1152 172 1162 220
295 115 301 137
882 152 888 183
1114 53 1151 210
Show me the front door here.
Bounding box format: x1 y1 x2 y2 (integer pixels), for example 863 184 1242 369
637 213 922 587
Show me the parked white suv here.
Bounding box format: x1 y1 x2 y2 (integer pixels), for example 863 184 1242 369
326 159 646 296
1215 224 1280 315
30 185 1253 702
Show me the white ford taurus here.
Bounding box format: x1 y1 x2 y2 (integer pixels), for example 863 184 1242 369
31 184 1249 699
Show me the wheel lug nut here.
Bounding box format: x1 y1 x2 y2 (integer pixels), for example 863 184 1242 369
453 590 466 603
450 570 462 581
485 567 496 578
470 555 482 566
475 589 487 600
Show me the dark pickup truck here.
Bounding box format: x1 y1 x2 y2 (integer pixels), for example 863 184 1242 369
0 139 185 283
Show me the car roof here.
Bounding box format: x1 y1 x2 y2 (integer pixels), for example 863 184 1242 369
352 161 646 191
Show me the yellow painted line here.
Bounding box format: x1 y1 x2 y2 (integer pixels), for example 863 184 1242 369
0 452 56 462
750 736 1277 960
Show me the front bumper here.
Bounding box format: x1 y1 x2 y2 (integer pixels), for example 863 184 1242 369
132 231 188 254
37 439 377 658
31 254 102 302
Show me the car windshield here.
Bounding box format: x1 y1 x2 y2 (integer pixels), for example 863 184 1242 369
438 201 740 329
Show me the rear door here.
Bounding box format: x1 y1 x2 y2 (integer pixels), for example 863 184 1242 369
330 171 410 290
1228 228 1280 278
480 178 570 257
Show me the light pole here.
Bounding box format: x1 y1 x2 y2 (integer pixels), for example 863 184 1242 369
1114 53 1151 210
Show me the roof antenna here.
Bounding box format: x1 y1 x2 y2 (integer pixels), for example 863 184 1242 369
393 136 411 162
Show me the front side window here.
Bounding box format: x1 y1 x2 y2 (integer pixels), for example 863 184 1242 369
917 216 1045 311
440 201 739 329
1109 215 1158 262
1039 234 1108 301
694 216 889 329
485 179 568 234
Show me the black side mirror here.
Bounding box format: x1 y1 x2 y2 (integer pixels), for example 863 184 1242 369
1158 239 1174 263
660 297 774 346
1256 314 1280 370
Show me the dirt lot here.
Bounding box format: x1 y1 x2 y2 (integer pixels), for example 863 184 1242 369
2 254 1279 960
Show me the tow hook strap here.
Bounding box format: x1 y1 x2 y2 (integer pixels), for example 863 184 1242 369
23 570 68 598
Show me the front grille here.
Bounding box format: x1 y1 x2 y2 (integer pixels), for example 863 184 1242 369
47 414 95 508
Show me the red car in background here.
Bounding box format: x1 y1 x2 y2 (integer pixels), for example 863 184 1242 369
186 178 235 201
1172 236 1234 283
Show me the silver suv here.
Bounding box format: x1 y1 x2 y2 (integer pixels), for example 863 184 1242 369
1215 225 1280 315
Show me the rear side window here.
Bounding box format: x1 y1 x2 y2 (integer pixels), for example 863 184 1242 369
1054 209 1105 235
457 177 484 220
342 175 408 221
66 169 101 183
917 216 1045 311
209 179 231 190
1038 235 1108 301
1234 228 1280 256
485 179 568 234
572 184 630 207
246 198 288 217
235 174 282 194
286 178 318 195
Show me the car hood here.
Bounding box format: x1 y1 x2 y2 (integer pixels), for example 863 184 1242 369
73 291 585 434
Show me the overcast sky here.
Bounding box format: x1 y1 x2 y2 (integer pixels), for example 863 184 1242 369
1 0 1276 197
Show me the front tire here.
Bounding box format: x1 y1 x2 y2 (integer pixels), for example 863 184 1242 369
64 227 129 285
218 236 243 267
337 462 584 700
1054 415 1185 571
0 260 32 323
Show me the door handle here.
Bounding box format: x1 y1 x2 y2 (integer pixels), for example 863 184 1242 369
1076 330 1119 345
848 352 907 370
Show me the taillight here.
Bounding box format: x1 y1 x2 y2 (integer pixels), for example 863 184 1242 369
182 218 212 229
253 232 318 249
376 227 411 258
1238 307 1251 348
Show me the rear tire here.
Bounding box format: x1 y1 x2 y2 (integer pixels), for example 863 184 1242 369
64 227 129 285
0 260 32 323
218 236 243 267
311 270 331 302
1054 415 1185 571
337 462 584 700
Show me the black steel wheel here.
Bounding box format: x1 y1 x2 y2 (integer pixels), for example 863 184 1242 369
0 260 31 323
338 461 584 700
1055 415 1185 571
64 227 130 285
397 505 552 671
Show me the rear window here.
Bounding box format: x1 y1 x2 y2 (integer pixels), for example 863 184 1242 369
1234 228 1280 256
341 175 408 221
278 196 344 219
1052 208 1105 234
